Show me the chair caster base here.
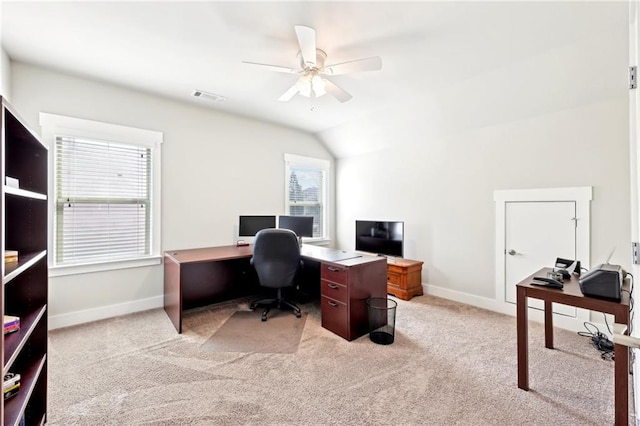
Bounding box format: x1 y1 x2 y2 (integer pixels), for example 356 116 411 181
250 291 301 322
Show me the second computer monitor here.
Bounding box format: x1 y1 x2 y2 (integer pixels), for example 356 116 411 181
278 215 314 237
239 215 276 237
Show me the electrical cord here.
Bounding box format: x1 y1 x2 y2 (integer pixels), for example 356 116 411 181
626 273 635 328
626 272 635 367
578 322 615 361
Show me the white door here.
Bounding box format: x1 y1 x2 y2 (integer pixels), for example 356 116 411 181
505 201 577 316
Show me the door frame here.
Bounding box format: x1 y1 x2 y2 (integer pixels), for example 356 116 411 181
628 0 639 416
494 186 592 326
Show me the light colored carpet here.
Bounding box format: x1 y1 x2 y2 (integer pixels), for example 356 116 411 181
47 295 634 425
200 310 307 354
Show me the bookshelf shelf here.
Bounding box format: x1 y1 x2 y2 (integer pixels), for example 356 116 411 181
3 187 46 201
1 97 48 425
4 356 46 426
3 306 47 371
3 251 47 284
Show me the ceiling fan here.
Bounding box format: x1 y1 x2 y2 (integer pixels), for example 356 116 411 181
242 25 382 103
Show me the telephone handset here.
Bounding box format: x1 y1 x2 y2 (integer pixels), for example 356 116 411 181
554 257 581 277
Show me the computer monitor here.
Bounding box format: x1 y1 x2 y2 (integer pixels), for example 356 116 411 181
238 215 276 237
278 215 314 237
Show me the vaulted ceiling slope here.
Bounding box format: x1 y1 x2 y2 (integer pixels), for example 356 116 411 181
2 1 628 137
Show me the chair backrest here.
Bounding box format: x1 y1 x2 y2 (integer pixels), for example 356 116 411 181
251 228 301 289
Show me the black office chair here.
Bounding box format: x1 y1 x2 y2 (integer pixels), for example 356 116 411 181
249 228 303 321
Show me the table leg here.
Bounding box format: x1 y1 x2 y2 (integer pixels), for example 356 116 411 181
544 300 553 349
613 312 629 426
517 286 529 390
163 257 182 333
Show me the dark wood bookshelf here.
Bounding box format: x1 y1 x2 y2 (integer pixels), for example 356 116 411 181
1 97 48 426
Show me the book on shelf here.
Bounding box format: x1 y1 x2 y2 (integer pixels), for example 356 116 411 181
5 176 19 189
3 315 20 335
4 249 18 263
3 372 20 400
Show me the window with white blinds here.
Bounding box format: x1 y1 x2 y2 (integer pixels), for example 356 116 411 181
55 136 152 265
284 154 330 240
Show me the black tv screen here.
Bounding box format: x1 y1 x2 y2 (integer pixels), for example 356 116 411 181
355 220 404 257
239 215 276 237
278 215 313 237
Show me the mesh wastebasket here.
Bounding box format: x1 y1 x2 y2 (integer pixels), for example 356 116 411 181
367 297 397 345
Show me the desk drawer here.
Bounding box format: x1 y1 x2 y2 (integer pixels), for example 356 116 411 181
321 296 348 339
321 279 348 303
321 264 348 285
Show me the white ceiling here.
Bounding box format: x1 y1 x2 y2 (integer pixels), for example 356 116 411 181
1 1 628 135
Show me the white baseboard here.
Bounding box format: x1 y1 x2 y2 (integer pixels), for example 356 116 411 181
423 283 601 334
49 295 164 330
48 282 606 335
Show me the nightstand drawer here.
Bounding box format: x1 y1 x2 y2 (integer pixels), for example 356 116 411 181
387 271 402 286
387 264 404 275
321 279 348 303
321 263 348 285
321 295 348 339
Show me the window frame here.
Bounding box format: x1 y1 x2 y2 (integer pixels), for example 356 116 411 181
284 153 330 242
40 113 163 276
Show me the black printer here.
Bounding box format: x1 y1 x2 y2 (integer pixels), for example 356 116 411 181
578 264 625 302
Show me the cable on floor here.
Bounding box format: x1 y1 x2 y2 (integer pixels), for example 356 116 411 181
577 322 614 361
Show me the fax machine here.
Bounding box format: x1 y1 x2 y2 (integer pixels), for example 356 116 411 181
578 263 625 302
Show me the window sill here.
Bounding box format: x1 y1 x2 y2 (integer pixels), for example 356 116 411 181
303 238 331 247
49 256 163 277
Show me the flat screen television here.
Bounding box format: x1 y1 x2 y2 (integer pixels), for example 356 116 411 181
238 215 276 237
278 215 314 237
355 220 404 258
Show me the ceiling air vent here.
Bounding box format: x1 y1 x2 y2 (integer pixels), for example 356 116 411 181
192 90 227 104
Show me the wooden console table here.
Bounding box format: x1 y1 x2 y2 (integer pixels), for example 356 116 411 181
163 244 387 341
386 258 423 300
516 267 630 426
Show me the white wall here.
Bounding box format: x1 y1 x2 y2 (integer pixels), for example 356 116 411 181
1 48 10 100
10 62 334 328
0 0 11 100
322 25 630 302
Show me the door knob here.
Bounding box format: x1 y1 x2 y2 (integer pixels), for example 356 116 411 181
508 249 517 256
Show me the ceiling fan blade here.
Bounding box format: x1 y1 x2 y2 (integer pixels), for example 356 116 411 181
323 56 382 76
278 84 300 102
294 25 317 67
324 78 352 103
242 61 298 74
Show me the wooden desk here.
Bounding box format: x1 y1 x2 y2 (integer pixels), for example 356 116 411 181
516 267 630 426
163 244 387 340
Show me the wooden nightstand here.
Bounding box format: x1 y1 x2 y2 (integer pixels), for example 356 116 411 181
386 258 424 300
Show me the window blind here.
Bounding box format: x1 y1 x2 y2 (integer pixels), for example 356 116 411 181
55 136 152 264
287 165 325 238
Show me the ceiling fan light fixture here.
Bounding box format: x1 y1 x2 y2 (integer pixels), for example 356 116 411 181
311 75 326 97
245 26 380 103
296 76 312 97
